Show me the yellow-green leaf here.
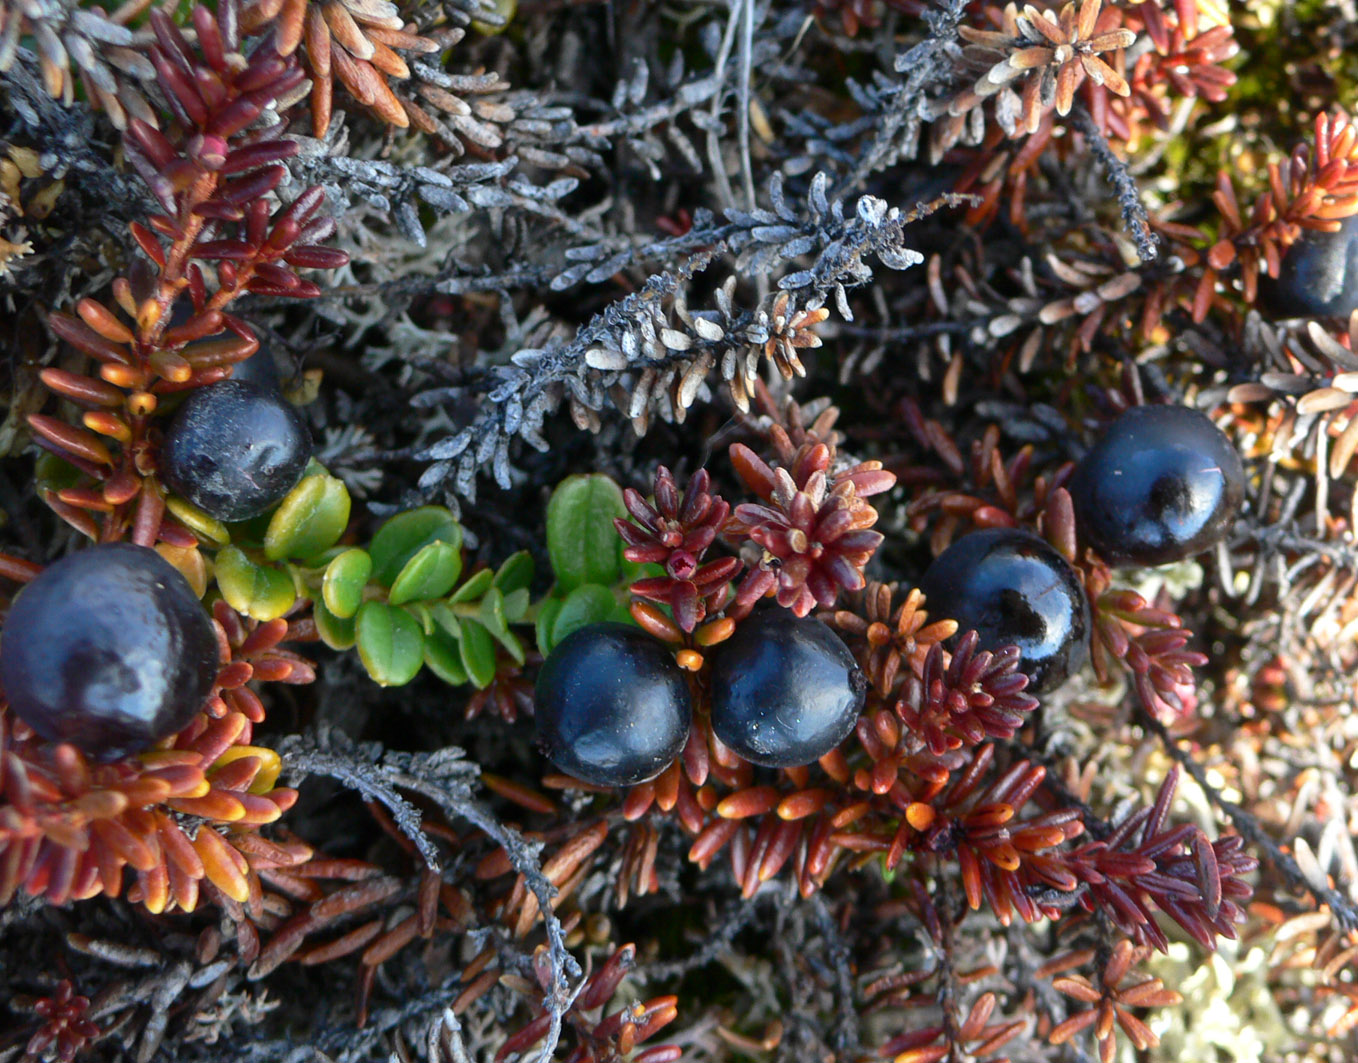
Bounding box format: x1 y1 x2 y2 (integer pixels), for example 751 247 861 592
165 494 230 548
264 472 351 561
214 546 296 621
322 548 372 619
313 595 356 649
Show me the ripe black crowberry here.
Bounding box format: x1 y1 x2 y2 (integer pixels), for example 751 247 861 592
228 346 282 392
707 609 866 768
1261 214 1358 320
534 622 692 787
917 529 1089 694
159 379 312 522
0 543 219 760
1070 404 1244 566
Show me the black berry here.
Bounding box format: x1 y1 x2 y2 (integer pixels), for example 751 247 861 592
917 529 1089 694
534 622 692 787
707 609 866 768
1070 404 1244 566
227 346 282 392
0 543 219 760
160 379 312 522
1260 214 1358 320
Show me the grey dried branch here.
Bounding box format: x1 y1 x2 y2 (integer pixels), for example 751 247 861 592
1069 104 1159 263
408 173 923 503
833 0 972 194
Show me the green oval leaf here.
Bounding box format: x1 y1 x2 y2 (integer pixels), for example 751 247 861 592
370 507 463 587
546 474 627 592
447 567 493 604
388 540 463 606
264 472 351 562
423 625 470 686
458 617 497 688
214 546 296 621
550 583 618 648
313 595 356 649
502 587 531 625
355 601 424 687
430 603 461 639
534 597 563 656
322 548 373 619
477 586 509 640
493 550 534 595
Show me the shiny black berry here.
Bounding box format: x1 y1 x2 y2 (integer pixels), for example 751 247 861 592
227 346 282 392
1260 214 1358 319
160 379 312 522
707 609 866 768
1070 404 1244 566
0 543 219 760
917 529 1089 694
534 622 692 787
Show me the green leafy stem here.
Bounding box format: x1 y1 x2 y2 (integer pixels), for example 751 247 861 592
173 465 653 690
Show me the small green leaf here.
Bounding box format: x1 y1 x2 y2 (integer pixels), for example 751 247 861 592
355 601 424 687
498 630 526 666
534 598 562 656
370 507 463 587
424 624 470 685
35 452 81 492
214 546 296 621
493 550 534 595
475 588 525 665
388 540 463 606
502 587 530 624
550 583 617 647
546 474 627 592
448 568 493 604
477 587 509 639
458 617 497 688
264 473 351 561
165 495 230 548
430 603 461 639
313 595 356 649
322 548 372 619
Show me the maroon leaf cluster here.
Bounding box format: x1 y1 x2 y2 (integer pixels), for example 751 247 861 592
123 4 346 322
727 438 895 617
1087 577 1209 724
615 467 740 633
1067 767 1256 950
14 980 101 1063
894 630 1040 756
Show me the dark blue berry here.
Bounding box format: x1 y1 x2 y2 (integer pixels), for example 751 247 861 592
160 379 312 522
1261 214 1358 320
707 609 866 768
1070 404 1244 566
917 529 1089 694
227 346 282 392
0 543 219 760
534 622 692 787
